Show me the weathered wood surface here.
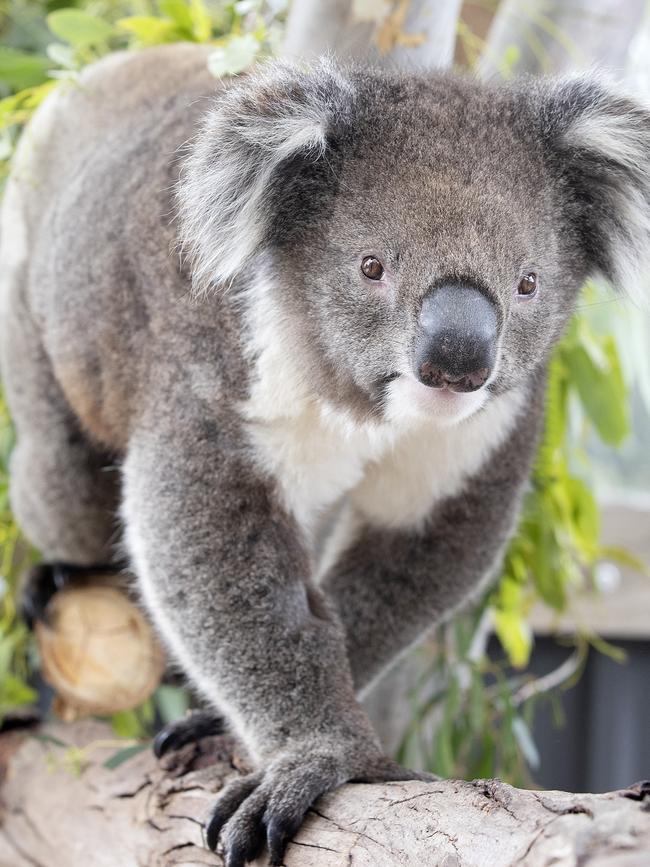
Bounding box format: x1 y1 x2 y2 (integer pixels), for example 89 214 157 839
0 721 648 866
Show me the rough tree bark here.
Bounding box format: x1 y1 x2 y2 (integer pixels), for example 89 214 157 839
1 721 649 867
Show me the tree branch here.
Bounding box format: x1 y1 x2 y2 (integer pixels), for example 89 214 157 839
1 721 648 866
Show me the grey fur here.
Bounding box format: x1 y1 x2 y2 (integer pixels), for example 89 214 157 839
2 44 648 861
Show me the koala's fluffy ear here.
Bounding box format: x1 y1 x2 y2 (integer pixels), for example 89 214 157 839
542 76 650 304
178 59 353 292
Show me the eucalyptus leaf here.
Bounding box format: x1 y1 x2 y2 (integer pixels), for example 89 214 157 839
208 34 260 77
530 511 567 611
0 47 49 90
0 672 37 709
190 0 212 42
493 609 532 669
599 545 648 575
159 0 194 32
564 339 629 446
33 733 69 748
512 716 540 770
46 42 78 70
434 721 455 778
103 742 150 770
154 684 190 724
565 476 599 557
117 16 178 46
110 709 145 739
588 634 627 664
47 10 116 48
468 670 486 733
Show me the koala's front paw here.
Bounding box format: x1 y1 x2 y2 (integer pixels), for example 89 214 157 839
204 745 435 866
153 710 224 758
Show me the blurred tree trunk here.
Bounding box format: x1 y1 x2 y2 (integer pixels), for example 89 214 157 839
479 0 647 77
282 0 375 62
283 0 463 69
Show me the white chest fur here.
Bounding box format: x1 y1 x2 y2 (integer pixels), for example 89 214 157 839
247 385 523 538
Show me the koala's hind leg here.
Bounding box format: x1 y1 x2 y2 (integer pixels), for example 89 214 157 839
2 293 121 620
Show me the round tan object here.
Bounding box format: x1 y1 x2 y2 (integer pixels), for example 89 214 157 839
35 583 165 718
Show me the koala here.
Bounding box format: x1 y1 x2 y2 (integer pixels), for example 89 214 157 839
2 42 649 865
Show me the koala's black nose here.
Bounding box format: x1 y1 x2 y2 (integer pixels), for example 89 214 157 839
414 284 498 393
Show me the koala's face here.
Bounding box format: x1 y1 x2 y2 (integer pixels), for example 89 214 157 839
180 63 650 426
273 76 572 426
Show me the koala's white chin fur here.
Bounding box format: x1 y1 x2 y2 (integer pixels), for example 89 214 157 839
384 374 489 427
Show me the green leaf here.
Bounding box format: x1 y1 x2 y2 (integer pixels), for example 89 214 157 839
0 48 50 91
564 335 629 446
443 674 461 722
110 709 145 739
46 43 78 71
468 670 486 733
103 743 150 770
0 82 57 132
190 0 213 42
117 16 179 46
433 720 455 778
549 692 566 728
530 510 567 610
154 684 190 724
207 34 260 77
588 633 627 664
493 609 532 669
0 672 37 710
500 44 520 76
473 732 496 778
535 354 568 473
565 476 599 558
512 716 540 770
599 545 647 575
159 0 194 32
47 10 116 48
32 733 68 748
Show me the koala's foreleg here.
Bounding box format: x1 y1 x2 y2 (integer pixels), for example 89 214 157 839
121 392 430 864
323 396 545 694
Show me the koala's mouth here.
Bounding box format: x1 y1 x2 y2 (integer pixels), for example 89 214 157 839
382 372 490 427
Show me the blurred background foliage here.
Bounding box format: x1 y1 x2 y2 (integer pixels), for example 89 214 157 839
0 0 647 786
0 0 287 179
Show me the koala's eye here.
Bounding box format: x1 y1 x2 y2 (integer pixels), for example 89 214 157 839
361 256 385 281
517 272 538 299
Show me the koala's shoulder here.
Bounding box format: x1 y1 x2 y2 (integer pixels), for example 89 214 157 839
77 43 216 118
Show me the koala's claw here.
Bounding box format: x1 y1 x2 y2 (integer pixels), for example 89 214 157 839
204 750 434 864
153 710 224 758
204 772 264 860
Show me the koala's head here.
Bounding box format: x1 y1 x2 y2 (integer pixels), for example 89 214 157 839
179 60 650 426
